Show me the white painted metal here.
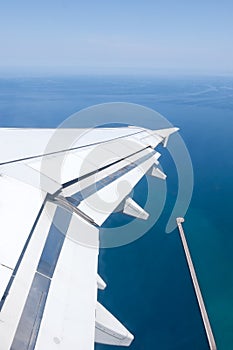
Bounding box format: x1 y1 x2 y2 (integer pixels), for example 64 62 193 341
154 127 179 147
95 302 134 346
63 147 158 198
27 129 153 186
1 162 61 194
0 201 56 350
0 126 178 350
35 214 99 350
123 197 149 220
77 151 158 226
97 274 106 290
0 128 145 164
0 175 46 301
0 266 12 301
149 166 167 180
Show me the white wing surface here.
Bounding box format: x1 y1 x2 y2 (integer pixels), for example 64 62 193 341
0 126 178 350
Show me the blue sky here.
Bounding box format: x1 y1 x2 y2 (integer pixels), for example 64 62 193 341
0 0 233 75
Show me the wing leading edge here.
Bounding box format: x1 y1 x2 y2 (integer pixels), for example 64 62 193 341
0 126 178 349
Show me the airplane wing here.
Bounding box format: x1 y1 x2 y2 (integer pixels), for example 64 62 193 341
0 126 178 350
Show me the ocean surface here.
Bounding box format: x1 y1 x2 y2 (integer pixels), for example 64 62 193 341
0 75 233 350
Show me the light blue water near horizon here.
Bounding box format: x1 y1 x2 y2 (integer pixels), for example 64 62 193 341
0 75 232 349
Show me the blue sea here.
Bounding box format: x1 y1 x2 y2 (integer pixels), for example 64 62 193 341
0 75 233 350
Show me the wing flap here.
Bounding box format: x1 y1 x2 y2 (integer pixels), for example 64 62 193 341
0 266 12 302
76 150 157 226
62 147 159 198
34 213 99 350
0 201 57 350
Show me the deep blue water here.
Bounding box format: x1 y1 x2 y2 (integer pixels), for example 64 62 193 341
0 75 233 349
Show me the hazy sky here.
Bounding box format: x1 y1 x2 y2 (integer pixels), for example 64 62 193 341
0 0 233 75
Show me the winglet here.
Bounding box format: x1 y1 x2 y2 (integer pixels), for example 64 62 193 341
154 127 179 147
